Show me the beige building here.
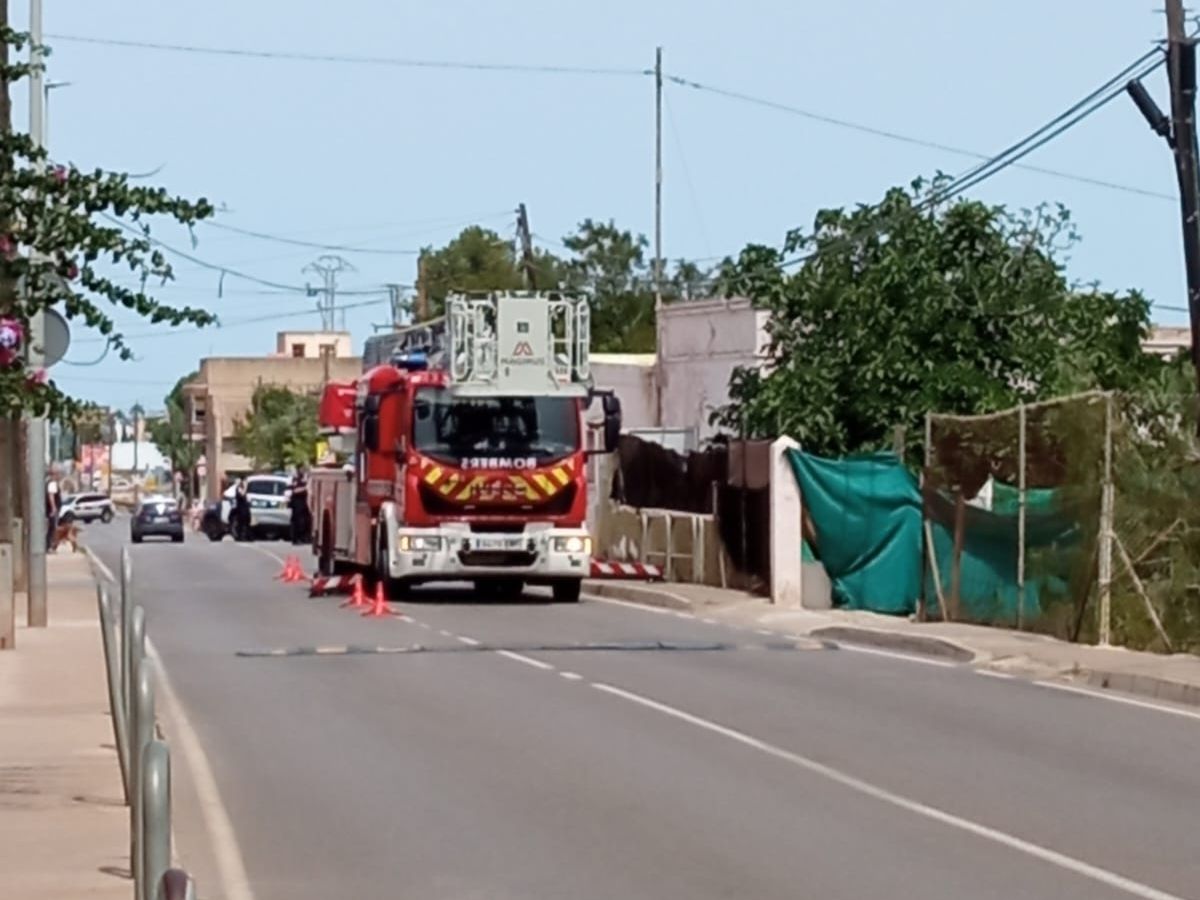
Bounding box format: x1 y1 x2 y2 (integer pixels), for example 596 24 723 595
184 332 361 500
1143 324 1191 358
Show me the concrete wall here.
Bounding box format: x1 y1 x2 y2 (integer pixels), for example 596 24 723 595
658 298 769 443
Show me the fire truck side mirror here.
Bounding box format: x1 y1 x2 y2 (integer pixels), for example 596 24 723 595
602 395 622 453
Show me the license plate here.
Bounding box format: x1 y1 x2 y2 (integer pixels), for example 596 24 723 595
154 516 168 523
472 536 525 551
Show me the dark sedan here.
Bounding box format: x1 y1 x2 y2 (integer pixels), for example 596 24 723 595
131 497 184 543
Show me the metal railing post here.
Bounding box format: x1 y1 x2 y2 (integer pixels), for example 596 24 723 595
157 868 196 900
120 547 134 739
141 739 171 897
130 612 150 900
97 585 131 803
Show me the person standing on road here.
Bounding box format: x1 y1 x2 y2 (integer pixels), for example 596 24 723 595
233 477 251 541
45 465 61 551
289 464 310 545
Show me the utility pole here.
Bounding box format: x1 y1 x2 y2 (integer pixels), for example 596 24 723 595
516 203 537 290
416 255 429 323
302 255 354 331
652 46 665 429
653 46 664 313
25 0 47 628
385 283 406 328
0 0 13 648
1132 2 1200 404
1168 0 1200 401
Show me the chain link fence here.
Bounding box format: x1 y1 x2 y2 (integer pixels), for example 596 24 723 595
924 389 1200 653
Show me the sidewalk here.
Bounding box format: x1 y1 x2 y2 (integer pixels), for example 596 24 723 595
584 579 1200 707
0 550 130 898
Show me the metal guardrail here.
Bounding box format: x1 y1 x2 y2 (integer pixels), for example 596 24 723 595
96 546 198 900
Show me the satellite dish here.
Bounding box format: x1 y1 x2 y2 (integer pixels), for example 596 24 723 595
42 308 70 367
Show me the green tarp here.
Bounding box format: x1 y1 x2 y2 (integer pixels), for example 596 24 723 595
787 449 1081 621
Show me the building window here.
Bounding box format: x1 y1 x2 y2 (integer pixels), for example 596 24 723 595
292 343 306 358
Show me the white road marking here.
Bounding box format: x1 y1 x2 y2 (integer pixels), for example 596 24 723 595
147 639 256 900
495 650 555 671
457 635 481 647
585 594 676 616
438 629 453 638
314 646 346 655
673 611 693 620
246 544 288 566
559 671 583 681
756 629 775 637
417 622 432 630
590 682 1184 900
834 643 959 669
85 546 116 583
1036 680 1200 723
977 670 1015 680
701 617 719 625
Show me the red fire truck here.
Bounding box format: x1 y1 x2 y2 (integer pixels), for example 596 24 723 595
309 291 621 603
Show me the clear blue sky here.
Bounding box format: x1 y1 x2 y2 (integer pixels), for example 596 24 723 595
12 0 1187 412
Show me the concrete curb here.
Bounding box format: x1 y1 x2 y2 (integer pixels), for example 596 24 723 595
582 580 694 610
809 626 977 664
1083 669 1200 708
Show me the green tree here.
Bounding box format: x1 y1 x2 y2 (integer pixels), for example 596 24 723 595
0 27 215 420
417 226 570 318
715 177 1163 455
232 384 319 470
148 372 200 488
417 219 717 352
563 219 655 353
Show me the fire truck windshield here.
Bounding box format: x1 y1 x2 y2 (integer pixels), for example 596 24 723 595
412 388 579 466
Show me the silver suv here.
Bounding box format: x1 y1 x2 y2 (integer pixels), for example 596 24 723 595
60 492 115 524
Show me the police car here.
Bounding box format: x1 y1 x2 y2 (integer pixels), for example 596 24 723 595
202 474 293 541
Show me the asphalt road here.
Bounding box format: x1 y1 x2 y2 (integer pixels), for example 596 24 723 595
82 519 1200 900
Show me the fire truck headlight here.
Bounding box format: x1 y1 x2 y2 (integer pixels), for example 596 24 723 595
554 536 591 555
400 535 441 552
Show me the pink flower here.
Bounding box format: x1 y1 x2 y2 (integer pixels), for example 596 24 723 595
53 166 67 184
26 368 48 386
66 262 79 280
0 318 22 351
0 235 13 259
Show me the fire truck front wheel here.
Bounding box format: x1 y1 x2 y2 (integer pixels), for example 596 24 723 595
551 579 582 604
374 529 411 600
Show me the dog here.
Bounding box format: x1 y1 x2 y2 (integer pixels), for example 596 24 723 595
51 520 82 553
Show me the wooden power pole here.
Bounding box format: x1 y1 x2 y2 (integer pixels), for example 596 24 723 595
1167 0 1200 399
516 203 537 290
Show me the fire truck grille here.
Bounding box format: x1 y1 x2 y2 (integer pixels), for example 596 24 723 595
457 550 539 568
420 482 577 517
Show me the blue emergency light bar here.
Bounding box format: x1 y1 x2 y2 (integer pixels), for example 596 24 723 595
391 350 429 371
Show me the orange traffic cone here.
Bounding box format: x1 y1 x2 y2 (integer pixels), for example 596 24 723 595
276 555 307 584
340 575 368 609
362 581 399 618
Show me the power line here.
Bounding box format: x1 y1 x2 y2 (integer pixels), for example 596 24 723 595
74 296 391 344
779 52 1167 269
200 220 422 255
100 212 393 296
667 46 1175 203
46 33 651 77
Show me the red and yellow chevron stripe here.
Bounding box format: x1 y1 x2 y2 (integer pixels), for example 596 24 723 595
419 458 575 505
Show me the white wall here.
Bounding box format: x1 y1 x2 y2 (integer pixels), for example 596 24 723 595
588 355 658 430
658 298 769 443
